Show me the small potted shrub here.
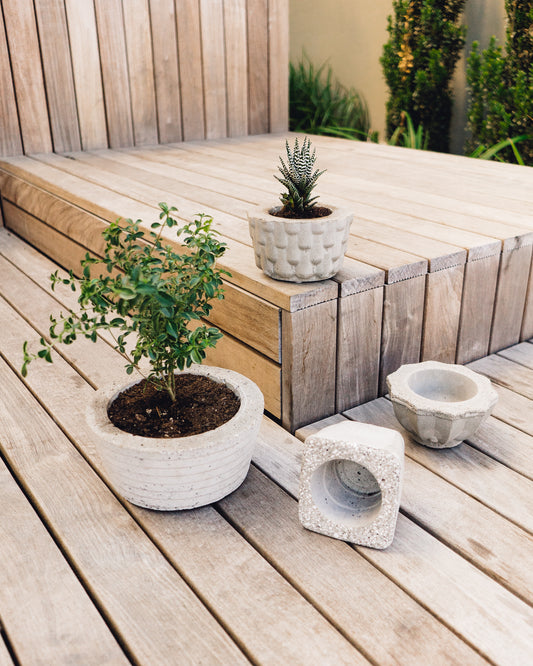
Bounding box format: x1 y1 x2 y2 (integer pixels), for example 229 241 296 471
22 203 264 510
248 136 353 282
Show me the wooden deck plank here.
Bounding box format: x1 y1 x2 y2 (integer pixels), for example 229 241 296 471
264 418 533 666
0 304 248 664
223 0 248 137
222 463 486 664
0 7 22 156
498 341 533 369
345 397 533 534
468 354 533 401
199 0 227 139
0 450 128 665
246 0 269 134
0 640 13 666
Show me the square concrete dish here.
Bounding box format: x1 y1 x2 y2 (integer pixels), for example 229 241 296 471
387 361 498 449
299 421 404 549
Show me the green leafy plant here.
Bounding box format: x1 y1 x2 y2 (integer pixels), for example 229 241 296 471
466 1 533 165
470 134 529 165
388 110 429 150
381 0 466 153
289 57 371 141
275 137 326 217
22 203 229 402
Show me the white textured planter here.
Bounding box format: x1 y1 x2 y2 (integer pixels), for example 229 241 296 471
387 361 498 449
299 421 404 549
87 366 264 510
248 205 352 282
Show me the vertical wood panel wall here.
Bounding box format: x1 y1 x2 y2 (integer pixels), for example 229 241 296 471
0 0 289 157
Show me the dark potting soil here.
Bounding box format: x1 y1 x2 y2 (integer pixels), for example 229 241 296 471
108 374 240 438
272 205 331 219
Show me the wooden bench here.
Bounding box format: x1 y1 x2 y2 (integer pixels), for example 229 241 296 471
1 229 532 663
1 1 532 433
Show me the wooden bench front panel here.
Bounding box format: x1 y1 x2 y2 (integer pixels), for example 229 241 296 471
0 0 288 157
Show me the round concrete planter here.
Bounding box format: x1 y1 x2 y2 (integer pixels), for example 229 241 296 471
387 361 498 449
248 205 352 282
87 365 264 510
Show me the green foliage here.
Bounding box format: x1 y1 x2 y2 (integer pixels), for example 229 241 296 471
289 57 371 141
381 0 466 153
22 204 229 402
466 1 533 165
388 110 430 150
470 134 529 165
275 137 325 216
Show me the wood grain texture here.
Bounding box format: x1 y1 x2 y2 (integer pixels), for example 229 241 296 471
489 245 533 353
0 7 22 156
268 0 289 132
93 0 134 148
421 265 464 362
176 0 205 140
122 0 159 145
149 0 182 143
223 0 248 136
0 307 248 665
336 287 383 411
246 0 269 134
456 255 500 364
2 0 52 154
520 255 533 341
200 0 227 139
0 452 127 665
64 0 108 149
33 0 81 153
379 276 425 394
281 300 337 432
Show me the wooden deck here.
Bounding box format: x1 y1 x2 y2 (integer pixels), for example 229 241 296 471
1 134 532 431
1 229 532 664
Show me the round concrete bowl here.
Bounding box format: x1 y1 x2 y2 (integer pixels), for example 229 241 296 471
87 366 264 510
386 361 498 448
247 205 353 282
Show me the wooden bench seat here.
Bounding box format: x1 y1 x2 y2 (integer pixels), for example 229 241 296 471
2 135 532 431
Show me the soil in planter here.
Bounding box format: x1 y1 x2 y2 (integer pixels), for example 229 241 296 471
272 205 331 219
108 374 240 438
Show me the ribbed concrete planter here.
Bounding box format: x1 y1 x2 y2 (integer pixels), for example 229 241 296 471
387 361 498 449
248 205 352 282
87 366 264 510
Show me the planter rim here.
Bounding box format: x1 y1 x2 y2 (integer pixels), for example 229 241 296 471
386 361 498 418
248 204 352 223
88 365 264 453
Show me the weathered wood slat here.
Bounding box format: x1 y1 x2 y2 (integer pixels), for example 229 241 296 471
122 0 159 146
520 258 533 341
281 300 338 431
0 7 22 156
200 0 227 139
379 277 426 393
0 307 248 664
148 0 182 143
64 0 108 149
468 354 533 401
34 0 81 153
0 256 364 664
498 341 533 369
422 265 464 362
0 640 13 666
268 0 289 132
247 0 269 134
0 451 128 665
264 417 533 666
2 0 52 154
336 287 383 410
175 0 205 140
345 397 533 534
93 0 134 148
224 0 248 137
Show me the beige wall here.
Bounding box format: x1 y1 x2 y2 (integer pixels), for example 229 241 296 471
290 0 506 154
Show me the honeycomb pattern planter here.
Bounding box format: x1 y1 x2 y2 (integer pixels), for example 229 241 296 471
87 366 264 510
387 361 498 449
299 421 404 549
248 205 353 282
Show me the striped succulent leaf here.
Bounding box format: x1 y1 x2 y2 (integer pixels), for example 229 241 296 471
274 137 325 215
